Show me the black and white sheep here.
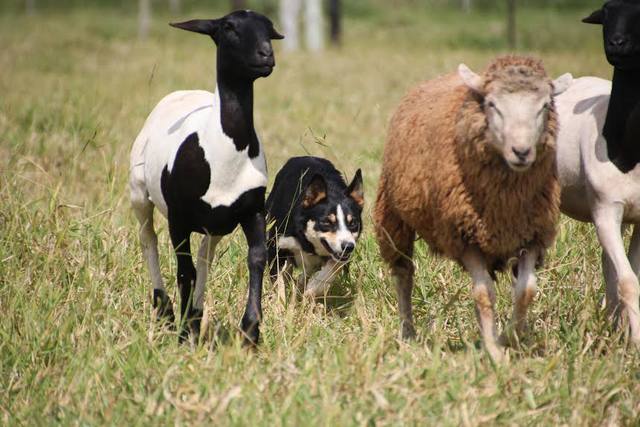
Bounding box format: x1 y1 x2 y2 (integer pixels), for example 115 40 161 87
129 11 283 344
555 0 640 346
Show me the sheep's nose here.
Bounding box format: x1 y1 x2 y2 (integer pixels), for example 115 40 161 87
341 242 355 256
512 147 531 161
608 34 628 48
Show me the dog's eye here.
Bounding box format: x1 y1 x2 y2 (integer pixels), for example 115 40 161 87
320 220 332 228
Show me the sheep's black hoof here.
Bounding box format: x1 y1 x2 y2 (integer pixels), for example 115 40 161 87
401 322 416 340
241 314 260 347
153 289 175 326
176 309 204 344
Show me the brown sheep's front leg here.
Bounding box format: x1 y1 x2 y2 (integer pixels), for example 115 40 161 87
461 246 503 362
374 190 416 340
508 248 539 341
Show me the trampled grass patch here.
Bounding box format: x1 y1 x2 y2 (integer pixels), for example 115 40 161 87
1 5 639 425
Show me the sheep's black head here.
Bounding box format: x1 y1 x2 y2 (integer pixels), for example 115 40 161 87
171 10 284 80
584 0 640 70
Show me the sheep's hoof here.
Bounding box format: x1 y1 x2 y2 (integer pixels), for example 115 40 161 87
499 325 526 348
241 314 260 348
401 322 416 340
153 289 175 326
486 344 507 364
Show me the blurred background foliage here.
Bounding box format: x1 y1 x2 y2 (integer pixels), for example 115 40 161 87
0 0 604 15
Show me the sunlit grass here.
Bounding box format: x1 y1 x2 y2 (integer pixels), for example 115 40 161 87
1 5 638 425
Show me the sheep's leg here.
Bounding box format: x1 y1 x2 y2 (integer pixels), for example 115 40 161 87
374 198 416 339
392 255 416 340
462 247 503 362
190 234 221 336
510 248 538 338
594 207 640 346
240 211 267 346
602 250 621 323
303 259 342 298
168 220 197 343
628 225 640 276
131 189 175 325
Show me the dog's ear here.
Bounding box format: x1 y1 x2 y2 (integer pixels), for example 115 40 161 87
582 8 603 25
346 169 364 208
302 174 327 208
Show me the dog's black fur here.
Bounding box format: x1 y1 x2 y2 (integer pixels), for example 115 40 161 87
266 157 364 295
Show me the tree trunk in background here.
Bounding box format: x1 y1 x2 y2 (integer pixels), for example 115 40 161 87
231 0 247 10
26 0 36 15
304 0 323 51
507 0 516 49
462 0 471 13
139 0 152 39
329 0 341 45
169 0 181 14
280 0 301 52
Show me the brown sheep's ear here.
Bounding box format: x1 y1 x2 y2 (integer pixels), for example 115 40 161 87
302 175 327 208
582 8 603 25
458 63 485 96
346 169 364 208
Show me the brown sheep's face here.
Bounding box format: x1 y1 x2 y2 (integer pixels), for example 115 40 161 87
458 64 572 172
484 86 553 171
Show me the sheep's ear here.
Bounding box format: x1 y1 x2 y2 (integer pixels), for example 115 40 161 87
552 73 573 96
170 19 222 41
458 64 485 95
346 169 364 208
302 175 327 208
270 26 285 40
582 8 603 25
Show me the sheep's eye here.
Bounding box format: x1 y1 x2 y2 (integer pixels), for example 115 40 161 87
224 22 237 33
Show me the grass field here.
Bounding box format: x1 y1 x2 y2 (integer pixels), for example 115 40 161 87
2 3 640 425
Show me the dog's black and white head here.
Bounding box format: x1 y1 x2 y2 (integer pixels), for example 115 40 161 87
299 170 364 262
584 0 640 70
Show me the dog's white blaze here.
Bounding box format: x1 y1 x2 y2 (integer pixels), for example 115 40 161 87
327 204 355 253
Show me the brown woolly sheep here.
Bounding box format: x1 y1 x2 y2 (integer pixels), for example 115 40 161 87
374 56 572 361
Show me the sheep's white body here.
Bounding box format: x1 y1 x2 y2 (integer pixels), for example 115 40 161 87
130 88 267 218
129 88 268 311
555 76 640 344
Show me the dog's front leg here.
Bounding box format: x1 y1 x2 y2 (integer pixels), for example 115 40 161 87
303 260 343 298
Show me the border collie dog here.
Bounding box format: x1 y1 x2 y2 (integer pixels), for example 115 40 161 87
129 11 283 344
266 157 364 297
